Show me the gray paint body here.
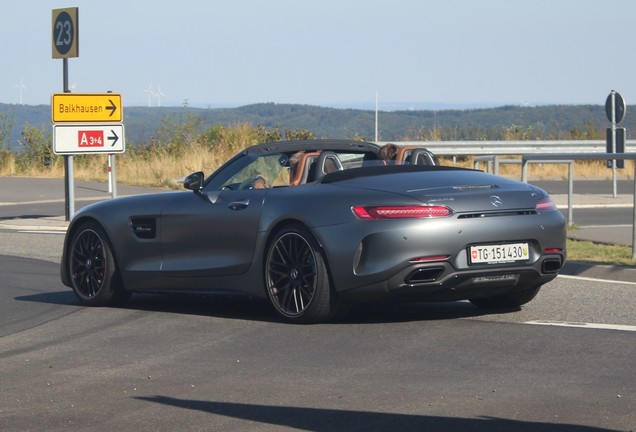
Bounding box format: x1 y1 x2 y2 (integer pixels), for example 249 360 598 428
61 140 566 304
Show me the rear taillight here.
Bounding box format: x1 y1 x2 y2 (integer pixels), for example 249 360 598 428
535 198 558 212
409 255 450 263
544 248 564 253
352 205 453 219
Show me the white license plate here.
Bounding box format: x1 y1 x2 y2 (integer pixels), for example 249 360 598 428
469 243 529 264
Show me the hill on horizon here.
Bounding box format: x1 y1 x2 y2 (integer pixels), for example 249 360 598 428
0 102 630 150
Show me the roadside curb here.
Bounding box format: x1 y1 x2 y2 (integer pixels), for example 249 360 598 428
0 217 69 232
560 261 636 284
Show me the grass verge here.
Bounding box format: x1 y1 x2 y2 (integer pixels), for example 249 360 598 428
566 238 636 267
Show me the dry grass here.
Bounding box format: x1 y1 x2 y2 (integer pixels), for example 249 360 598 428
1 117 632 184
114 150 226 188
439 157 633 181
4 149 633 186
66 151 231 189
1 124 261 187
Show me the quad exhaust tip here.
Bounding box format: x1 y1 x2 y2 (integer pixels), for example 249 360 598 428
542 258 562 273
405 267 445 284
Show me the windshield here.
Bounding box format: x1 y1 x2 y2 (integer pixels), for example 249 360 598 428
205 150 373 191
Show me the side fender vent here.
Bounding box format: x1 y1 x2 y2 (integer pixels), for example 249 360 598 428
131 218 156 239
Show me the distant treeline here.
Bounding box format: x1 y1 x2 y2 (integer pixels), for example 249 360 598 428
0 102 631 150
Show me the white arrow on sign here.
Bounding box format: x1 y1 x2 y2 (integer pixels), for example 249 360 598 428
53 123 125 155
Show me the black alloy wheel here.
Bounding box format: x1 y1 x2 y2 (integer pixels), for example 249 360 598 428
69 221 129 306
265 225 344 323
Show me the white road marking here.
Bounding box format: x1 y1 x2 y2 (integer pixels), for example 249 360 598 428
18 230 65 235
558 273 636 286
0 197 95 206
575 224 633 228
557 204 633 209
0 194 140 207
525 320 636 332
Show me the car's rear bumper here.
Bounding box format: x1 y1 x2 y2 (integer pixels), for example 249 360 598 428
337 252 564 303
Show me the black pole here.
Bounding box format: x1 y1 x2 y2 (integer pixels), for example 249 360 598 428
63 58 71 221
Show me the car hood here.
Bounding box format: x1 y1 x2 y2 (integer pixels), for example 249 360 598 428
327 169 549 213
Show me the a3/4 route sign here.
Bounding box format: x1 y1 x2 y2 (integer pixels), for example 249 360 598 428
52 93 123 122
53 124 125 155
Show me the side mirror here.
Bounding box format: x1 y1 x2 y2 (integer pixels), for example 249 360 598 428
183 171 204 191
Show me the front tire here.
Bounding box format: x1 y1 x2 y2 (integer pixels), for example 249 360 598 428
265 225 347 323
68 221 130 306
469 285 542 309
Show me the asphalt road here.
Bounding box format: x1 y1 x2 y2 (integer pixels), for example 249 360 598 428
0 177 168 220
1 176 635 431
532 179 635 196
0 228 635 431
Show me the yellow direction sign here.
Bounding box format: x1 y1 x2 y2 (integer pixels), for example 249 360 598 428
52 93 123 123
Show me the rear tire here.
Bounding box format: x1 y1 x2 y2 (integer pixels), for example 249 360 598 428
265 224 348 323
469 285 542 309
68 221 130 306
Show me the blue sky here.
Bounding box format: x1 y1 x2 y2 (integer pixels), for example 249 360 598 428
2 0 636 109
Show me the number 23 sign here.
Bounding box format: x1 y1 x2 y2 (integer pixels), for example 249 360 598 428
52 8 79 59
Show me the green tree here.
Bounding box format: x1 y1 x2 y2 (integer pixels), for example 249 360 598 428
255 124 282 143
0 110 15 150
284 128 315 141
16 124 57 171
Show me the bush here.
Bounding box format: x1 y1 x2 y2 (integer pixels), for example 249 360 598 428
15 124 59 172
0 150 15 174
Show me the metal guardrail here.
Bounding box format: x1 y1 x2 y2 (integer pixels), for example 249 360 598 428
473 156 520 175
473 156 576 227
378 140 636 156
520 153 636 259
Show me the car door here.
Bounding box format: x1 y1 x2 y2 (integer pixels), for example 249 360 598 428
159 187 268 278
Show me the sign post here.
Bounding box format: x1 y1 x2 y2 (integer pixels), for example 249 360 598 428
52 7 79 220
605 90 627 197
51 93 126 200
52 8 126 213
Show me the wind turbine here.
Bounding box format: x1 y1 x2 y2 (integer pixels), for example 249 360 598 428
155 84 166 107
15 78 26 105
143 83 155 107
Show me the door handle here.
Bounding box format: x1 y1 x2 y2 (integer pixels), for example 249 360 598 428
228 199 250 210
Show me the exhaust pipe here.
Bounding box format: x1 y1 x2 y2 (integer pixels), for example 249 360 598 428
405 267 445 284
542 258 562 273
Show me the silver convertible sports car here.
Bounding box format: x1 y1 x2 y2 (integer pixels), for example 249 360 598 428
61 139 566 323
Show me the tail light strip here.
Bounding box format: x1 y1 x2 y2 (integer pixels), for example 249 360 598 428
352 205 453 219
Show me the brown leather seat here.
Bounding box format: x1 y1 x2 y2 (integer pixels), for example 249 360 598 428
395 146 416 164
290 151 321 186
408 149 436 165
310 151 343 182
